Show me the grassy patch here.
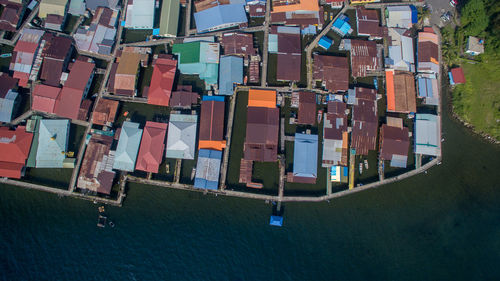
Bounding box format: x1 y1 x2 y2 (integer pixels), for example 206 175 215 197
266 54 289 87
180 158 197 184
122 29 152 43
115 102 170 128
63 15 80 34
252 161 279 193
175 74 207 95
0 45 13 72
249 17 265 27
68 124 86 157
137 65 154 97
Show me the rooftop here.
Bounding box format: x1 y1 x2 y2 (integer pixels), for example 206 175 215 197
218 55 243 96
166 114 198 160
194 149 222 190
313 54 349 93
244 106 279 162
92 98 119 126
147 56 177 106
199 97 226 151
136 121 168 173
113 121 143 172
379 124 409 168
385 69 416 113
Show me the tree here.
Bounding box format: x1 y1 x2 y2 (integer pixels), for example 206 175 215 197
460 0 489 36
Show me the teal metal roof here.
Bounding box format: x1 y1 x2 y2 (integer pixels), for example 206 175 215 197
113 121 143 172
36 119 69 168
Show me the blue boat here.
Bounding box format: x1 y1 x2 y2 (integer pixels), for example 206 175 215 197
374 77 378 90
269 215 283 227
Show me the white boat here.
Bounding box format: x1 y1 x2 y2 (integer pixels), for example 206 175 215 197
359 163 363 174
364 159 369 169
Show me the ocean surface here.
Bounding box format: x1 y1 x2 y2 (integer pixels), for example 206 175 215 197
1 94 500 281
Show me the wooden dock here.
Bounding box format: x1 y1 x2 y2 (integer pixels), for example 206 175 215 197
219 92 237 190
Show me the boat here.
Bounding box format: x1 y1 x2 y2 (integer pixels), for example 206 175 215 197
359 162 363 174
364 159 369 169
165 163 170 174
190 167 196 180
98 206 105 213
317 110 323 123
97 215 107 228
108 221 115 228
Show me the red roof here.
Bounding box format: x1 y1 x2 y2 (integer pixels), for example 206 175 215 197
0 162 25 178
0 126 33 178
64 60 95 90
136 121 168 173
199 99 226 150
14 40 38 54
32 84 61 113
451 67 466 84
297 91 316 125
147 58 177 106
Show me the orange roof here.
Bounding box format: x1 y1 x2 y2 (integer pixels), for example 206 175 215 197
272 0 319 13
386 70 395 111
198 140 227 151
248 89 276 108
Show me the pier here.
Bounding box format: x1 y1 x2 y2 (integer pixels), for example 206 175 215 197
219 91 237 190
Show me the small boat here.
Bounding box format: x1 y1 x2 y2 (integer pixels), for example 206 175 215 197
190 167 196 180
364 159 369 169
317 110 323 123
97 215 107 228
165 163 170 174
98 206 105 213
108 221 115 228
359 162 363 174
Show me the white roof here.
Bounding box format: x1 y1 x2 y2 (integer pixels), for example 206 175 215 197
166 114 198 160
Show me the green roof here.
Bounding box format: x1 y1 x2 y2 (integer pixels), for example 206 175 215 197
172 42 201 64
159 0 180 37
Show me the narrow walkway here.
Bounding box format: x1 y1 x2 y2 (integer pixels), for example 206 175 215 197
174 159 182 183
349 153 355 189
260 0 271 87
219 91 237 190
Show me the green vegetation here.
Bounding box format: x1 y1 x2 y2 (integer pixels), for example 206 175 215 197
63 15 80 34
122 29 152 43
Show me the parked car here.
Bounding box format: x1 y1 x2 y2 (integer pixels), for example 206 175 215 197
441 11 452 22
450 0 458 7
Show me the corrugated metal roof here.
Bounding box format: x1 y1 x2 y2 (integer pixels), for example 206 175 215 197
147 57 177 106
113 121 143 172
173 42 201 64
293 133 318 179
415 113 439 156
0 126 33 170
36 119 69 168
193 4 247 33
159 0 180 36
218 55 243 95
166 114 198 159
124 0 155 29
0 91 18 122
136 121 167 173
194 149 222 190
386 5 412 28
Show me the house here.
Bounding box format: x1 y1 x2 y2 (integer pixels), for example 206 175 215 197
159 0 180 37
449 67 466 85
166 113 198 160
386 5 417 29
385 69 416 113
39 33 73 87
194 149 222 190
350 0 380 3
270 0 321 33
0 125 33 178
291 133 318 184
350 87 378 155
340 39 383 78
332 14 353 37
170 85 199 109
125 0 155 29
35 119 69 168
385 28 414 72
113 121 143 172
218 55 243 95
10 28 45 87
465 36 484 56
248 55 260 84
248 2 266 17
244 89 279 162
68 0 85 15
297 91 316 125
0 73 19 123
0 0 25 32
85 0 119 11
324 0 344 9
417 27 439 74
32 84 60 114
136 121 167 173
318 36 333 50
147 55 177 106
39 0 69 29
417 75 439 106
322 101 348 167
92 98 119 126
108 47 150 96
194 4 247 33
221 32 256 58
379 123 409 168
73 7 118 55
78 99 92 121
54 59 95 120
172 41 219 89
77 134 115 195
356 7 385 40
313 54 349 93
268 26 301 81
415 113 440 157
199 96 226 151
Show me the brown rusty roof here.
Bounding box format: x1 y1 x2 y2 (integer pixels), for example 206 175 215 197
244 106 279 162
356 7 385 38
297 91 316 125
379 124 409 161
313 54 349 92
92 98 119 126
221 32 256 56
277 53 301 81
349 39 382 78
199 99 225 142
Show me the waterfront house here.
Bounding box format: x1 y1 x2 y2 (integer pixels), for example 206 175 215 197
218 55 243 96
268 26 301 81
297 91 316 125
290 133 318 184
194 4 247 33
0 0 25 32
125 0 155 29
449 67 466 85
199 96 226 151
313 54 349 93
385 28 414 72
318 36 333 50
379 123 409 168
417 75 439 106
356 7 385 40
322 101 348 167
349 87 378 155
10 28 45 87
324 0 344 9
415 113 440 157
77 134 115 195
35 119 69 168
194 149 222 190
0 73 19 123
172 41 219 90
417 28 439 74
270 0 321 34
221 32 257 58
170 85 199 109
385 5 417 29
73 7 118 55
136 121 167 173
340 39 383 78
159 0 180 37
85 0 119 11
166 113 198 160
113 121 143 172
332 14 353 37
39 33 73 87
68 0 85 15
108 47 150 96
92 98 119 126
147 54 177 106
465 36 484 56
385 69 416 114
39 0 69 30
0 126 33 178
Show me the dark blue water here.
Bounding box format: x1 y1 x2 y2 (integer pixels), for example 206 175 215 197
2 100 500 280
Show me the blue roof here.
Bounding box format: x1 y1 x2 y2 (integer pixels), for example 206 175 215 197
194 149 222 190
332 14 352 36
418 77 433 98
113 121 143 172
318 36 333 50
194 4 248 33
36 119 69 168
269 215 283 226
218 55 243 96
0 91 18 123
293 133 318 178
410 5 418 23
202 95 225 101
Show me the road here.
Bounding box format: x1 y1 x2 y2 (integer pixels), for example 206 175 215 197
426 0 456 27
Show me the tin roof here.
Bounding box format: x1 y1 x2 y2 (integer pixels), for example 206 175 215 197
159 0 180 36
124 0 155 29
385 69 416 113
32 84 60 113
166 114 198 160
147 57 177 106
248 89 276 108
221 32 256 56
218 55 243 96
415 113 439 156
193 4 247 33
244 106 279 162
36 119 69 168
297 91 316 125
77 134 115 194
113 121 143 172
136 121 167 173
92 98 119 126
346 39 382 78
194 149 222 190
450 67 466 84
379 124 409 167
272 0 319 13
293 133 318 181
356 7 384 38
0 126 33 170
199 98 225 151
313 54 349 92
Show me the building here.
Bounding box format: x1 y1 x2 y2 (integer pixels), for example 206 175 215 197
113 121 143 172
244 89 279 162
322 101 348 167
73 7 118 55
218 55 243 95
318 36 333 50
166 114 198 160
0 73 19 123
379 123 409 168
194 4 247 33
291 133 318 184
248 55 260 84
449 67 466 85
147 55 177 106
0 125 33 178
172 41 219 89
386 5 417 29
159 0 180 37
417 27 439 74
199 96 226 151
86 0 119 11
32 84 60 114
221 32 256 58
385 28 414 72
39 33 73 87
324 0 344 9
350 0 380 3
108 47 150 96
313 54 349 93
194 149 222 190
268 26 301 81
356 7 385 40
136 121 167 173
270 0 321 33
297 91 316 125
248 2 266 17
465 36 484 56
92 98 119 126
10 28 45 87
77 134 115 195
385 69 416 113
0 0 25 32
332 14 353 37
170 85 199 109
68 0 85 15
415 113 440 157
35 119 69 168
54 59 95 120
340 39 383 78
125 0 155 29
417 75 439 106
350 87 378 155
39 0 69 30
